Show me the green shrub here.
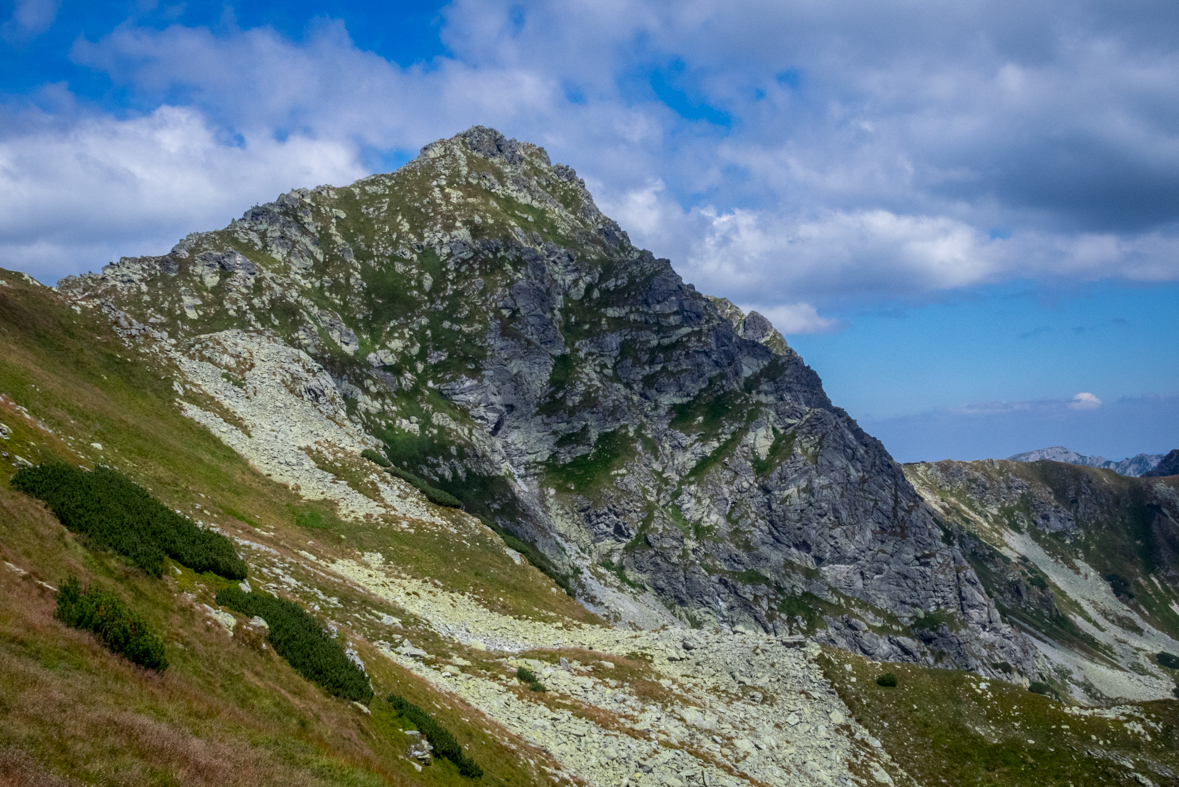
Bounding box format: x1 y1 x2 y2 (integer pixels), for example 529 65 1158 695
55 576 167 671
777 593 821 633
385 466 462 508
1028 681 1057 698
12 463 246 580
1157 651 1179 670
215 588 372 703
360 449 391 468
388 694 483 779
876 672 898 688
1104 573 1133 600
515 666 546 692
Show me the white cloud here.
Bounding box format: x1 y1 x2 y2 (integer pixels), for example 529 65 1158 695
0 105 365 281
3 0 60 39
741 302 845 335
5 0 1179 303
1068 392 1103 411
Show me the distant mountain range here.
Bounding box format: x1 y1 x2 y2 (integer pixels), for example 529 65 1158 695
1007 445 1166 476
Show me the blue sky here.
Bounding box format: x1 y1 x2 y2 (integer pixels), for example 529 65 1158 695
1 0 1177 462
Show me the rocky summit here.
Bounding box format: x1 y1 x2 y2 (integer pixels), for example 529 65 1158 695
61 126 1026 676
5 127 1179 787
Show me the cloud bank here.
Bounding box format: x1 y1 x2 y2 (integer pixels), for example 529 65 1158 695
2 1 1179 335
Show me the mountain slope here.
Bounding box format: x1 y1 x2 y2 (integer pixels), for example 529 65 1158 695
59 126 1026 675
905 458 1179 703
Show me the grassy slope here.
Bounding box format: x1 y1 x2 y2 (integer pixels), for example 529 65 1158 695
821 649 1179 787
0 275 583 785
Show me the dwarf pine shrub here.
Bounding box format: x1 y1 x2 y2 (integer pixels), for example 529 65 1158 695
388 694 483 779
215 587 372 703
385 466 462 508
360 449 391 468
56 576 167 671
876 672 898 687
1028 681 1058 699
12 463 246 580
1157 651 1179 670
515 666 546 692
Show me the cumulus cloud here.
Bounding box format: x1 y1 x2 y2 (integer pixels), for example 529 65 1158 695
1068 392 1103 411
4 0 1179 301
743 302 844 335
0 103 365 281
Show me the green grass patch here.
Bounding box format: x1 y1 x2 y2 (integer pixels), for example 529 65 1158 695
776 593 822 633
822 650 1179 787
911 609 962 632
545 429 632 493
599 559 643 589
12 463 246 580
215 587 372 703
55 575 168 671
386 466 463 508
751 429 796 476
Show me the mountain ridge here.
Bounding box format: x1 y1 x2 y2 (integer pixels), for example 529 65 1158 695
1008 445 1165 477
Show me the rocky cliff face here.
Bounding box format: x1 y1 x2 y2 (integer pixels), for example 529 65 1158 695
906 458 1179 702
60 126 1028 675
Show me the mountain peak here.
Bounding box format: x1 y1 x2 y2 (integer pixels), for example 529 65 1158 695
57 127 1029 676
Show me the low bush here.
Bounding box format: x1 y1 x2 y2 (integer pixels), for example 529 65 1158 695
1028 681 1058 699
56 576 167 671
1157 651 1179 670
876 672 898 688
360 449 391 468
385 466 462 508
1104 573 1134 600
215 587 372 703
13 463 246 580
388 694 483 778
515 666 546 693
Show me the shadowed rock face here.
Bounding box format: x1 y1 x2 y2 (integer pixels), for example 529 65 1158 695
1143 449 1179 478
60 126 1030 675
